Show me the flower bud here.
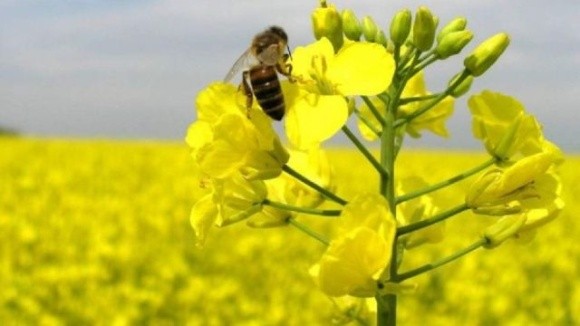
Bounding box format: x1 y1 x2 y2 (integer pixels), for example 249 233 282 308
361 16 379 42
436 17 467 43
483 214 526 249
435 30 473 59
413 6 436 51
464 32 510 77
375 30 388 48
389 9 412 46
448 73 473 98
465 169 501 208
341 9 362 41
312 4 344 52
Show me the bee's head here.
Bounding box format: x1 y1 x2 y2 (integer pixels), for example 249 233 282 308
268 26 288 43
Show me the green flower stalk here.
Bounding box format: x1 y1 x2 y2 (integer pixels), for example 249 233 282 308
186 3 564 325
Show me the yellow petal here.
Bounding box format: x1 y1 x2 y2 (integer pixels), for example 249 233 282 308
291 38 335 83
190 194 218 247
316 227 391 297
196 140 245 179
328 42 395 95
185 121 213 151
195 82 245 122
284 85 348 150
340 193 393 233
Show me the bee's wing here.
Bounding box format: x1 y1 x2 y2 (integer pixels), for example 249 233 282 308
224 48 253 82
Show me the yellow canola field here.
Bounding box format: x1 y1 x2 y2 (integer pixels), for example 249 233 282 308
0 137 578 325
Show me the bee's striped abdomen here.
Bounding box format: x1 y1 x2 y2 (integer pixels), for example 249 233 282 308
249 66 285 120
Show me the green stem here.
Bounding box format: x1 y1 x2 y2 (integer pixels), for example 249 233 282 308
398 203 469 236
396 157 496 204
412 54 438 74
288 218 329 246
354 107 381 137
394 70 470 128
397 239 486 281
263 199 341 217
282 165 347 205
398 93 440 105
377 85 398 326
342 125 388 178
361 96 386 126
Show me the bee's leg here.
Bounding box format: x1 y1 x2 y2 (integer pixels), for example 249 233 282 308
276 59 296 83
241 71 253 118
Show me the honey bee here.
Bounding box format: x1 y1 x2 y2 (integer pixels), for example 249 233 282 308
224 26 294 121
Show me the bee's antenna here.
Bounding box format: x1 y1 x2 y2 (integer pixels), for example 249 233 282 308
286 45 293 61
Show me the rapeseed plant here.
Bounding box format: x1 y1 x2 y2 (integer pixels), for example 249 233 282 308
186 1 564 324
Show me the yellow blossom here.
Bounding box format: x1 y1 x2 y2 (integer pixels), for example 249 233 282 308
482 170 564 248
311 194 396 297
285 38 395 149
468 90 563 161
186 83 289 180
282 147 334 208
190 173 268 246
467 152 562 215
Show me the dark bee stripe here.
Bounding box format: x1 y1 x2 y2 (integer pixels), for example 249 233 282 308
253 82 280 99
249 66 285 120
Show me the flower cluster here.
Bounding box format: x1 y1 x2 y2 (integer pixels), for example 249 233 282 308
466 91 564 247
186 1 564 323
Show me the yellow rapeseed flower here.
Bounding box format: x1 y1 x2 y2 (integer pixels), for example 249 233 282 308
190 173 268 246
186 83 289 180
468 90 562 161
285 38 395 149
467 151 562 215
310 194 396 297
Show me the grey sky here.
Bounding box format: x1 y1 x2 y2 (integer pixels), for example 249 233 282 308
1 0 578 151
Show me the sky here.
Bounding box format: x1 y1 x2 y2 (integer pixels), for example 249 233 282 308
1 0 579 151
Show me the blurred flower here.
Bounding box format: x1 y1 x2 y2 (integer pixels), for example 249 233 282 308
397 177 444 249
286 38 395 149
310 194 396 297
190 173 267 247
248 147 333 227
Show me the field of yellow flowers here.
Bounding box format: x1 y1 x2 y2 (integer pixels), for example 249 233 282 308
1 137 578 324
